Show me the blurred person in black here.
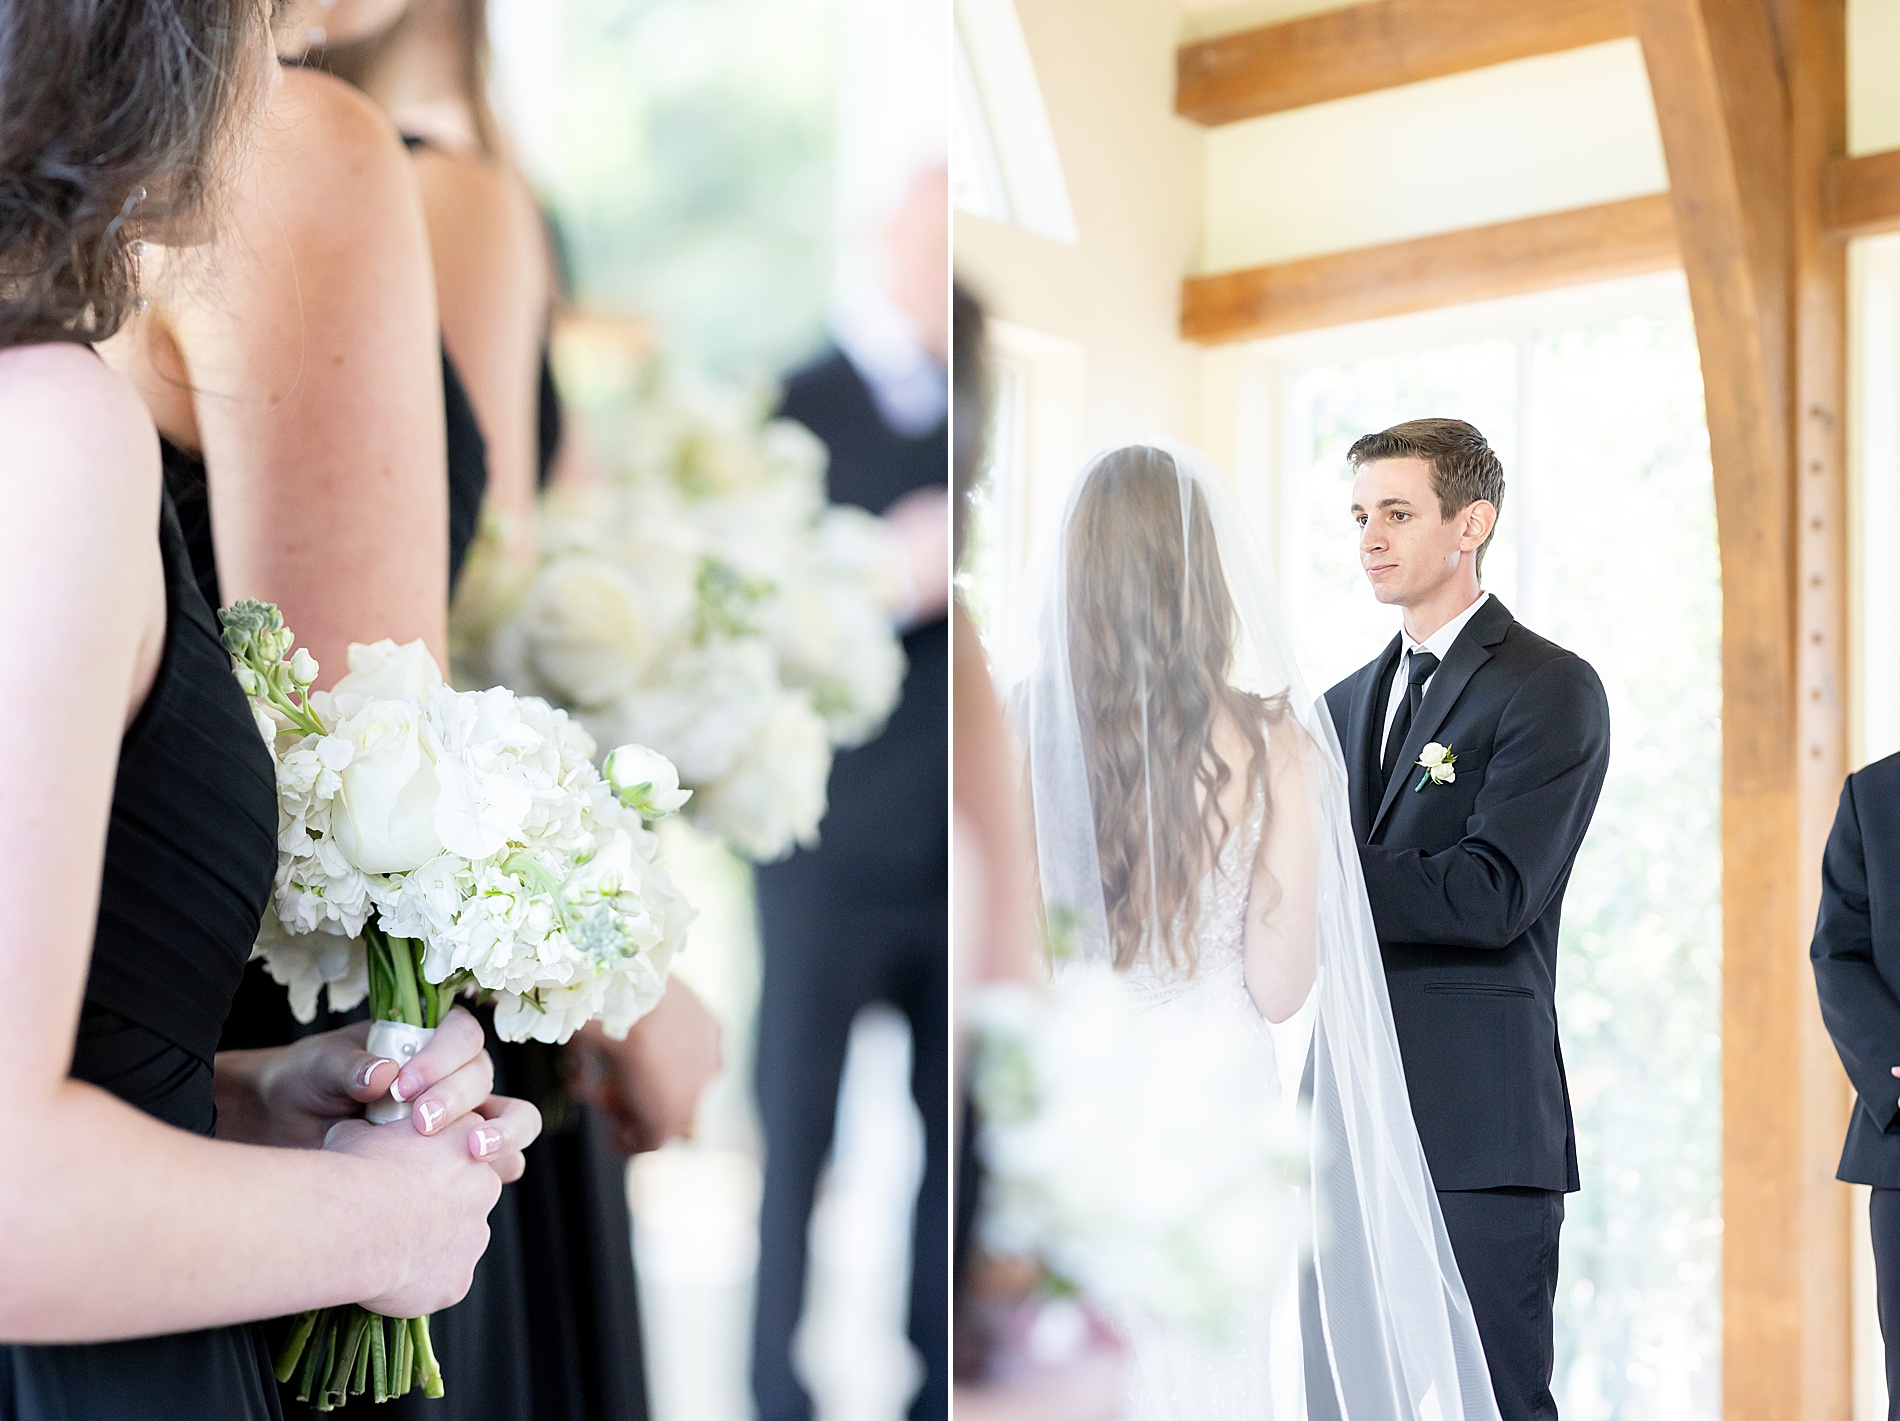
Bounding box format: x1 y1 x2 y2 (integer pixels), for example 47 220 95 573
949 283 1122 1420
751 163 951 1421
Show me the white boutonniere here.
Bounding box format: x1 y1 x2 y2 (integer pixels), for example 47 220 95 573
1413 742 1456 792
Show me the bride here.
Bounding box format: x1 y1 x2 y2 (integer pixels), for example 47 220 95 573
1009 441 1500 1420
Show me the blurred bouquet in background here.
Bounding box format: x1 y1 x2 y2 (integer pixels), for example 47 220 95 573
968 966 1307 1345
471 368 908 863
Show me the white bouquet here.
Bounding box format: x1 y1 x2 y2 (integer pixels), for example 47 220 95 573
481 371 908 862
970 966 1306 1342
219 601 694 1408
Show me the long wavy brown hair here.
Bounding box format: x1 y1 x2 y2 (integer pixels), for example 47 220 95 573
1066 446 1280 974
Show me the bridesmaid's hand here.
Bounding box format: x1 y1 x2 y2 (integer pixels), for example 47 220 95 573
215 1005 493 1150
569 979 723 1156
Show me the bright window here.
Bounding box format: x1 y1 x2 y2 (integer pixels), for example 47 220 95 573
1260 274 1721 1419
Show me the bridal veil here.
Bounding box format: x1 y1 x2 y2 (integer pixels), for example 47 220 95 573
1001 440 1501 1421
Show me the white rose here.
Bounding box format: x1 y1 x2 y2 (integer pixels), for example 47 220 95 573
328 697 446 874
604 743 692 817
1418 742 1450 767
318 638 445 721
523 555 686 707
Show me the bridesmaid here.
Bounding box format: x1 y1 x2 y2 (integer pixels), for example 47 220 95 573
0 3 538 1419
314 6 726 1418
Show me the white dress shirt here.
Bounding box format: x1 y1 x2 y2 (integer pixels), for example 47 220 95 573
829 287 948 438
1380 592 1492 760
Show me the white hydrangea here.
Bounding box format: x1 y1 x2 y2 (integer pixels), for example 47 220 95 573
970 967 1307 1342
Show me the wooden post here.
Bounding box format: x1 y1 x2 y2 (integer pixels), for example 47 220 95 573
1628 0 1851 1414
1784 0 1853 1413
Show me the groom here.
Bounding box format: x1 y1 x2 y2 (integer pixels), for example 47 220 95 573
1323 419 1609 1421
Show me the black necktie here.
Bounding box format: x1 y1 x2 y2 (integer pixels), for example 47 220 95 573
1380 649 1440 790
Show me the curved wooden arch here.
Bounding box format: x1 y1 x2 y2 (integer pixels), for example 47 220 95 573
1629 0 1852 1415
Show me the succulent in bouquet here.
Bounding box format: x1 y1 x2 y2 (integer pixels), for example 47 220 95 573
219 601 694 1409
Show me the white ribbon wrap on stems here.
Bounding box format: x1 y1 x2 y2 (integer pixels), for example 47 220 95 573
365 1020 436 1124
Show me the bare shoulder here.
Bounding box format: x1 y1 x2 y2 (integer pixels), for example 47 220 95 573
410 146 548 288
242 67 423 241
0 345 159 660
268 66 408 173
0 345 157 514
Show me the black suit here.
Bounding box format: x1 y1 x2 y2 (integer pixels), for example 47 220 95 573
1326 596 1609 1421
750 349 948 1421
1812 752 1900 1412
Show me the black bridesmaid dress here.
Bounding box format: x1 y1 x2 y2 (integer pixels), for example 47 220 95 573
0 493 281 1420
175 318 652 1420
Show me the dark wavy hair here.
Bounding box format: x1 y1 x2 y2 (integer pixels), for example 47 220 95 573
1066 446 1284 974
0 0 269 348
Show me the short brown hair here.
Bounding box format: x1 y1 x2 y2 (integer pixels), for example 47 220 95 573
1348 417 1505 573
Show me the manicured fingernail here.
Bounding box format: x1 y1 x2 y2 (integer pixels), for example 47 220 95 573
390 1073 415 1103
473 1127 502 1158
417 1101 446 1135
356 1057 395 1089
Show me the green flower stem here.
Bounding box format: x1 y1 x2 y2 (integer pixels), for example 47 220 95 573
277 926 452 1408
349 1311 374 1399
370 1311 390 1403
411 1315 445 1399
275 1309 318 1383
388 935 424 1029
392 1312 413 1396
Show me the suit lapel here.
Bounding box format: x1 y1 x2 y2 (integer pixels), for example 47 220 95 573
1370 597 1515 838
1349 636 1402 841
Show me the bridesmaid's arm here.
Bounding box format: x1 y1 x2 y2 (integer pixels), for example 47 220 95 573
0 350 507 1342
167 66 451 684
411 145 548 585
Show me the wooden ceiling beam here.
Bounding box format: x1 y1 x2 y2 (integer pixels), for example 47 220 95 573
1827 147 1900 238
1179 195 1678 345
1176 0 1634 127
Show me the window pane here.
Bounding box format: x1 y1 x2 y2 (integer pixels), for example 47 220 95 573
1279 302 1720 1420
1529 312 1721 1420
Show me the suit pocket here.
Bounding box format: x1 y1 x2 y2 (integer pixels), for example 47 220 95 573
1422 982 1535 998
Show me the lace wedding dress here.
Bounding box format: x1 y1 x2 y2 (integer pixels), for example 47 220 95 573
1108 784 1286 1420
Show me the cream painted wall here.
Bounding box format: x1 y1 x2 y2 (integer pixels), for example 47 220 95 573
1200 39 1668 271
1850 0 1900 155
954 0 1206 458
1177 0 1353 41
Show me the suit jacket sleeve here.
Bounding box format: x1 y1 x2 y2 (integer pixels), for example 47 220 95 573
1811 774 1900 1133
1358 655 1610 950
